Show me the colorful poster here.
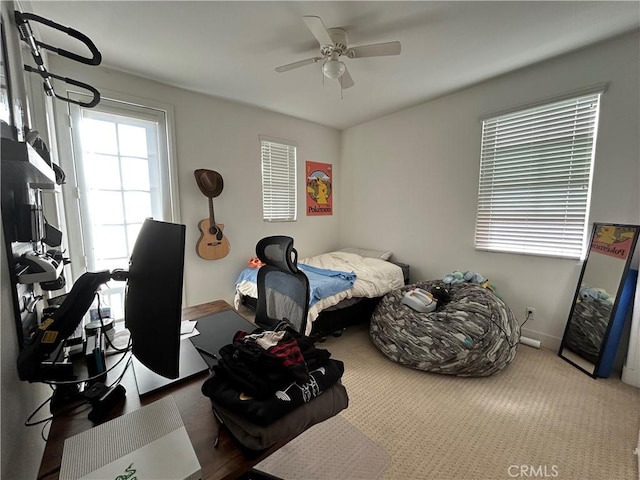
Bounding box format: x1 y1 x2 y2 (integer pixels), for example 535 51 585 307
306 161 333 216
590 225 636 259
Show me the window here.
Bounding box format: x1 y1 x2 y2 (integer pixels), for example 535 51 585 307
259 136 297 222
63 95 178 319
475 90 603 259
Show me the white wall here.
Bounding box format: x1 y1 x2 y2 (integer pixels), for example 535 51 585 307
340 32 640 349
48 56 342 308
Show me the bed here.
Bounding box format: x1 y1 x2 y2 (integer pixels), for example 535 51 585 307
234 248 407 337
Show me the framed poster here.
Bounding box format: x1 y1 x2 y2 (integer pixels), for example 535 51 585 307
306 161 332 216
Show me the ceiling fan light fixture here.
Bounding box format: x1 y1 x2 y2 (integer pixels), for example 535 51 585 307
323 58 345 79
275 15 402 91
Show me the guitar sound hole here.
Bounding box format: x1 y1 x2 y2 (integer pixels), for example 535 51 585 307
209 227 223 241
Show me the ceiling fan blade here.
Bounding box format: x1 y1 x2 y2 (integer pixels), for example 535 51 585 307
303 15 334 47
275 57 322 73
339 66 354 89
347 41 401 58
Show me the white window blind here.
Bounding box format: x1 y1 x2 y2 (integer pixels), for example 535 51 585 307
475 92 602 259
260 136 297 222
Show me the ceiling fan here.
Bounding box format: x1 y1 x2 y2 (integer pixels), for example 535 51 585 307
275 16 401 89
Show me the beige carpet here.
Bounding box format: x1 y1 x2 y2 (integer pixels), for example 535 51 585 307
255 414 390 479
299 323 639 480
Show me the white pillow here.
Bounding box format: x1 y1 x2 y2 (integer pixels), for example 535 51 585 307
338 247 392 261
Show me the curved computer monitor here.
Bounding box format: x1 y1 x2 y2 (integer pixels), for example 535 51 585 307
125 218 186 379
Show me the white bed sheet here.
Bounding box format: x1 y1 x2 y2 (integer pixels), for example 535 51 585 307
234 251 404 335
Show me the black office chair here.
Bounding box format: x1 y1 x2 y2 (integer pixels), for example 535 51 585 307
254 236 310 334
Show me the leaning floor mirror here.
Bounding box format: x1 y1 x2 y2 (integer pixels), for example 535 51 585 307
559 223 640 378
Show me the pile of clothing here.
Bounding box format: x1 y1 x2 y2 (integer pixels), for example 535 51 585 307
201 326 348 449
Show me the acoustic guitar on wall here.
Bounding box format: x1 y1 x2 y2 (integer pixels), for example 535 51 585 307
194 169 230 260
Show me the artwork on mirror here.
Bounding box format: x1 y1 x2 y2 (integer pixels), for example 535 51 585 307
559 223 639 377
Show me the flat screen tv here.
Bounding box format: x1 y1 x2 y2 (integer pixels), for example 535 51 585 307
124 218 186 379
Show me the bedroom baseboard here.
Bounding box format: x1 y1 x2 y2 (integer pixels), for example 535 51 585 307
519 328 562 351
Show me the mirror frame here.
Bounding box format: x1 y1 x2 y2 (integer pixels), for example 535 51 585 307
559 222 639 378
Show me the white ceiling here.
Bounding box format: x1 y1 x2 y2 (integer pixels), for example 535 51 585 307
25 1 640 130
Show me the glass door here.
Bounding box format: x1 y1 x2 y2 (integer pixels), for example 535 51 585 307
65 97 173 320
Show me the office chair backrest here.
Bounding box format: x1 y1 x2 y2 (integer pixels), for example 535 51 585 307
254 236 310 334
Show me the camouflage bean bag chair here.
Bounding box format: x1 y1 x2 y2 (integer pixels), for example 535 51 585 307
563 298 611 364
370 280 519 376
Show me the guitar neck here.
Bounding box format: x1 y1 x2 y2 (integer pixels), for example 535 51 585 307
208 197 216 226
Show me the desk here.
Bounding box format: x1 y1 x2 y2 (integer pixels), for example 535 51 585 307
37 300 281 480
